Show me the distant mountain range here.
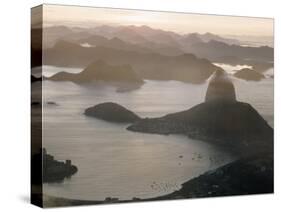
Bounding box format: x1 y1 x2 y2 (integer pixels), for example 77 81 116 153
32 24 273 80
78 35 184 56
186 40 273 63
44 40 222 83
41 25 241 49
41 24 271 49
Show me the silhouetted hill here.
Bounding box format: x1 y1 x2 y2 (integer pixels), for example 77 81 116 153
157 153 273 199
127 100 273 154
188 40 273 63
85 102 140 123
234 68 265 81
49 60 144 84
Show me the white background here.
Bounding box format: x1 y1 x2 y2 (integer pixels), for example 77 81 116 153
0 0 280 211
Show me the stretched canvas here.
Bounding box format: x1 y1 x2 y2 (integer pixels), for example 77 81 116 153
31 4 274 208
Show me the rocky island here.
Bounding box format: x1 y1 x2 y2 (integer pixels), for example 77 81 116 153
85 102 140 123
127 100 273 154
234 68 265 81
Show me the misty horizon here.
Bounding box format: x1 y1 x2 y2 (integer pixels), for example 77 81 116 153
32 4 274 37
42 23 274 47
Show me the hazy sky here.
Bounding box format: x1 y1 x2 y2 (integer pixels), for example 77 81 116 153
42 4 273 37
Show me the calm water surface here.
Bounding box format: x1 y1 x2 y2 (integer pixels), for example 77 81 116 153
42 66 273 200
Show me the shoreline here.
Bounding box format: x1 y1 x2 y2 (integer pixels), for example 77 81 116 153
42 151 273 208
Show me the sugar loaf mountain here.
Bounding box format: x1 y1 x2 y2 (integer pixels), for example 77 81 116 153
127 70 273 154
86 70 273 155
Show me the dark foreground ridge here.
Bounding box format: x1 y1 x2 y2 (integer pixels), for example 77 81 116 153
42 153 273 207
85 102 141 123
32 148 78 184
156 153 273 199
234 68 265 81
